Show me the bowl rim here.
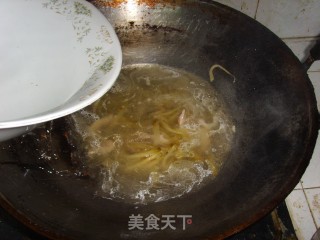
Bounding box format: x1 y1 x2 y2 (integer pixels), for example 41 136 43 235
0 0 122 129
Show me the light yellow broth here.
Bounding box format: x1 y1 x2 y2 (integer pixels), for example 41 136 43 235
71 64 235 204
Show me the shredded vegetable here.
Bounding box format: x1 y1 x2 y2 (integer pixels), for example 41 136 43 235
209 64 236 83
72 64 235 203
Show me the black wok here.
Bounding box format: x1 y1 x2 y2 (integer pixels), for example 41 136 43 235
0 0 318 239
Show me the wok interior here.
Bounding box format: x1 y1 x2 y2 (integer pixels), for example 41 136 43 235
0 1 318 239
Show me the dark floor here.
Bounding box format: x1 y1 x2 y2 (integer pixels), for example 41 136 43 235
0 201 296 240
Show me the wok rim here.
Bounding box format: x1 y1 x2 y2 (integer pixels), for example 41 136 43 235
0 1 318 239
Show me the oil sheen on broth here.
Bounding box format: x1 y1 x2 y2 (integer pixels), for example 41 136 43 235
71 64 235 204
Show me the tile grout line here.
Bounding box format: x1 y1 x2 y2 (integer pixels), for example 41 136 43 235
281 36 320 41
299 186 320 190
300 182 318 229
285 187 315 240
253 0 260 20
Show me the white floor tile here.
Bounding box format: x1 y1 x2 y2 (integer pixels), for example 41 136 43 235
283 38 320 72
256 0 320 38
213 0 258 18
295 181 303 190
305 188 320 228
304 71 320 194
301 129 320 189
309 72 320 111
285 189 317 240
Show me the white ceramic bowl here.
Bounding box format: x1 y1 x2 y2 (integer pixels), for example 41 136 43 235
0 0 122 141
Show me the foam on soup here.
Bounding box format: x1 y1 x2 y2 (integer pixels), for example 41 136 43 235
71 64 235 204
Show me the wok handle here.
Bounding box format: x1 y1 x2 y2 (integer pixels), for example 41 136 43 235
303 39 320 70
